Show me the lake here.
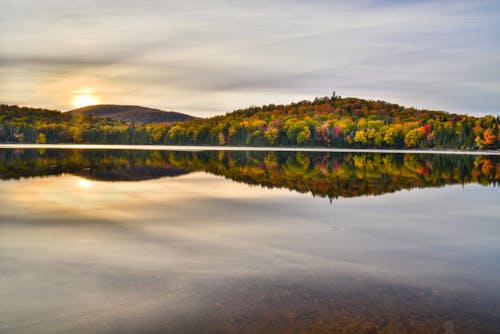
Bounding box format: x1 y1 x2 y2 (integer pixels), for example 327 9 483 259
0 147 499 333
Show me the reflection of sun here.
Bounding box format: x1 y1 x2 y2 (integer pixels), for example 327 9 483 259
72 94 99 108
77 179 93 189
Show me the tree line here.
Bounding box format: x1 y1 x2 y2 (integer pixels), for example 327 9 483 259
1 96 499 150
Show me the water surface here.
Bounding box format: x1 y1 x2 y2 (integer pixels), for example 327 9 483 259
0 148 499 333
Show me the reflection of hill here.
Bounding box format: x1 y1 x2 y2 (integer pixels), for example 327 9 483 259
0 149 190 182
166 151 499 199
75 166 189 182
0 149 498 199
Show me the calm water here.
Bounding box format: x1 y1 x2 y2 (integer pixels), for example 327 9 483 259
0 148 499 333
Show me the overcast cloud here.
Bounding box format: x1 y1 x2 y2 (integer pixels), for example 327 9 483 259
0 0 498 116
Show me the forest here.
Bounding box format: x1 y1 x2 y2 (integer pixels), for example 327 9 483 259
1 94 499 150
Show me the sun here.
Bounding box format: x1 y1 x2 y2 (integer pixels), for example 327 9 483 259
72 94 99 108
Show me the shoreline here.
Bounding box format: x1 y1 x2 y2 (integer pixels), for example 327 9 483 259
1 143 499 155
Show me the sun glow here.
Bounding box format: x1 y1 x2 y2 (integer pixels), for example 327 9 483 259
77 179 93 189
72 94 99 108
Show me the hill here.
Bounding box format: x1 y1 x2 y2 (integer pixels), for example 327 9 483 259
67 104 197 124
163 95 499 150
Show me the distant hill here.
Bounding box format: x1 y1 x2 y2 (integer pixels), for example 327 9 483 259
77 166 190 182
67 104 197 124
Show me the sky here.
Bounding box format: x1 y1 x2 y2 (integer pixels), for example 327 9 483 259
0 0 499 117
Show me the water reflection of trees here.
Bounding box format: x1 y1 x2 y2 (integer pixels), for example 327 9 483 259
0 149 498 199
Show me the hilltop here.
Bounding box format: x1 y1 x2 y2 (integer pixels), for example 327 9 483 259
67 104 197 124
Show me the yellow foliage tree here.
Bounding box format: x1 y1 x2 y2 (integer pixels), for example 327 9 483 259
36 133 47 144
218 131 226 145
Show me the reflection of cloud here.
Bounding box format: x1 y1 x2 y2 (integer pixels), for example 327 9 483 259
3 172 498 283
0 1 498 115
7 173 303 217
1 171 500 331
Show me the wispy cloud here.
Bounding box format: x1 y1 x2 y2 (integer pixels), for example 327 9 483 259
0 0 498 116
